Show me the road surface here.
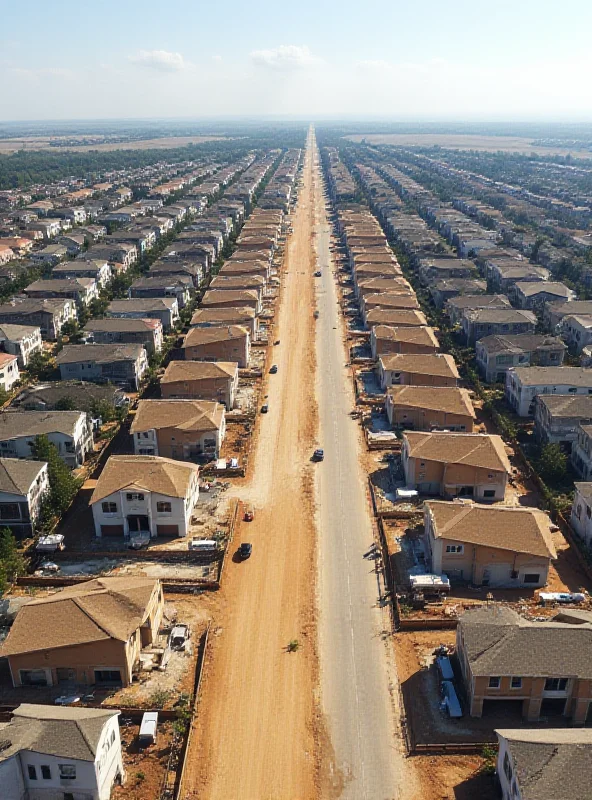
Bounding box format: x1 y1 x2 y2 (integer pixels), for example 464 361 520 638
312 134 415 799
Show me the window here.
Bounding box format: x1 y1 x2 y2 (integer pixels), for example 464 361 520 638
488 676 501 689
445 544 464 554
545 677 568 691
27 765 37 780
483 490 496 498
587 506 591 520
503 751 513 781
523 573 540 584
569 387 577 393
511 677 522 689
102 502 117 514
157 501 172 513
59 765 76 780
41 765 51 780
126 493 144 501
0 503 20 520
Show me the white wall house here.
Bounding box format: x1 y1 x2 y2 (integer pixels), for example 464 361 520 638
0 353 19 393
505 366 592 417
0 411 94 468
0 458 49 537
0 324 43 368
0 704 124 800
571 482 592 547
91 455 200 538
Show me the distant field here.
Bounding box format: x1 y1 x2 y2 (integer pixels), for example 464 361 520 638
345 133 592 158
0 135 229 154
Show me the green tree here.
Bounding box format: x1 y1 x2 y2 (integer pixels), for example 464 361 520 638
537 443 568 483
55 396 77 411
30 435 82 520
26 350 55 381
0 527 26 589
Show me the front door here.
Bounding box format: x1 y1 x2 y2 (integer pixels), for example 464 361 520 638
127 515 150 532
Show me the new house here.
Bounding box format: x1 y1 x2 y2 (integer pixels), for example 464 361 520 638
56 344 148 391
506 366 592 417
378 353 459 389
0 410 93 468
370 325 440 359
91 455 200 539
190 306 259 340
16 382 128 414
183 325 250 368
0 457 49 537
107 298 179 331
0 323 43 368
1 576 164 687
560 314 592 354
0 298 77 339
570 482 592 547
514 281 575 310
131 399 226 460
0 704 124 800
534 394 592 446
386 386 475 431
571 424 592 480
446 294 511 326
476 334 566 384
24 277 99 308
456 605 592 722
402 431 511 499
462 308 537 345
0 353 19 393
424 500 556 587
365 308 428 330
161 361 238 409
83 318 163 355
200 289 261 314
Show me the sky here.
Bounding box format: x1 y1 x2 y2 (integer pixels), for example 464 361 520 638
1 0 592 122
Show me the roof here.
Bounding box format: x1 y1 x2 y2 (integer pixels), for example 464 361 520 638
0 704 120 763
495 728 592 800
447 294 511 310
0 298 73 316
458 605 592 679
56 343 143 366
108 298 177 312
575 482 592 502
516 281 574 298
464 308 537 324
183 325 249 348
373 325 439 347
0 323 40 340
380 353 459 379
364 293 420 310
26 278 95 292
201 289 258 304
477 334 565 355
1 576 160 656
190 306 255 324
404 431 511 472
426 501 556 559
131 399 224 434
536 394 592 418
387 386 476 418
0 352 17 367
91 455 198 504
162 360 237 383
511 366 592 387
366 309 428 326
0 457 46 497
17 381 124 412
84 317 161 333
0 410 83 440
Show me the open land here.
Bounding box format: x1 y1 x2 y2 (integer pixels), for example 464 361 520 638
0 135 229 154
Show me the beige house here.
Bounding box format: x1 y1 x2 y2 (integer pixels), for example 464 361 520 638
386 386 476 431
424 500 556 587
402 431 511 499
183 324 250 368
362 293 420 322
200 289 260 314
131 399 226 459
161 360 239 409
370 325 440 358
190 306 258 340
378 353 459 389
365 308 428 330
1 577 164 688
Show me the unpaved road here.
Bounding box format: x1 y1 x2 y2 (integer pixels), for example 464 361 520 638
313 137 416 799
184 131 320 800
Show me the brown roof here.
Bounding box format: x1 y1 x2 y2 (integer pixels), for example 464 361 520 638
0 576 159 656
183 325 249 348
190 306 255 325
364 293 420 310
405 431 511 472
131 399 224 435
162 360 237 384
380 353 459 379
91 454 198 504
387 386 476 418
366 309 428 327
426 501 556 558
373 325 439 347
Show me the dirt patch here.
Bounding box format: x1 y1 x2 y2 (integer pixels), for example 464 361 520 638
0 135 228 154
112 719 175 800
412 754 498 800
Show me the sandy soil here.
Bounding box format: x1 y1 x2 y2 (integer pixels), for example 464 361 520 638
344 133 592 158
0 135 227 154
182 141 321 799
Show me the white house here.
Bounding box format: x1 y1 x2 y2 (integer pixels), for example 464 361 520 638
90 455 200 538
561 314 592 354
505 366 592 417
0 324 43 368
0 703 124 800
0 352 19 393
0 458 49 537
571 482 592 547
0 411 94 468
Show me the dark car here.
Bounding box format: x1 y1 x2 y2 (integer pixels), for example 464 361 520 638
269 364 278 374
261 404 269 413
313 449 324 461
238 542 252 559
314 270 322 277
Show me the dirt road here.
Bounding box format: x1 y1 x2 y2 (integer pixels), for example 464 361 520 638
184 131 320 800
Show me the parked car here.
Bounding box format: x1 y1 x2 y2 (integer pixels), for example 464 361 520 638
269 364 278 374
314 271 322 277
313 448 324 461
169 624 190 651
238 542 253 559
261 403 269 413
244 505 254 522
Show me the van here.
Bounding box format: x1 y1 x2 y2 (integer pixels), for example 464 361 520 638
139 712 158 747
188 538 218 553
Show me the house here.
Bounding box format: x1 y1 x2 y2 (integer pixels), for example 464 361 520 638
16 381 128 414
200 289 261 314
0 353 19 393
402 431 511 499
560 315 592 354
161 361 238 409
546 300 592 330
0 576 164 687
0 410 93 467
24 277 99 308
183 325 250 368
0 458 49 537
496 728 592 800
57 233 86 256
378 353 459 390
488 263 550 293
52 258 112 287
429 278 487 309
56 344 148 391
462 308 537 344
91 456 200 539
355 277 413 299
506 366 592 417
534 394 592 446
370 325 440 358
131 399 226 460
129 275 193 309
570 482 592 547
571 425 592 480
29 244 68 266
0 324 43 368
446 294 511 326
83 318 163 355
27 219 61 240
364 309 428 330
456 605 592 722
190 306 258 339
514 281 575 310
424 501 556 588
0 244 15 266
107 298 179 331
361 292 420 321
476 334 566 384
386 386 475 431
209 274 266 296
418 258 477 286
0 298 77 339
0 704 124 800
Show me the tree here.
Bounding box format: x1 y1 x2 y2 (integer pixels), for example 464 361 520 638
26 350 55 381
0 527 26 591
30 435 82 520
55 395 77 411
537 443 568 484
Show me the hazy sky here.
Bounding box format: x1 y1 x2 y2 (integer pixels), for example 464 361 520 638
1 0 592 122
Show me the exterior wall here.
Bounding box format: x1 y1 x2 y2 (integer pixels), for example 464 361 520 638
161 375 236 409
506 374 592 417
184 335 250 369
0 753 25 800
380 365 457 389
133 422 224 460
0 464 49 537
0 357 19 392
0 424 93 468
385 400 474 432
571 487 592 547
89 327 161 355
403 450 506 499
371 334 439 359
0 328 43 367
464 318 536 345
